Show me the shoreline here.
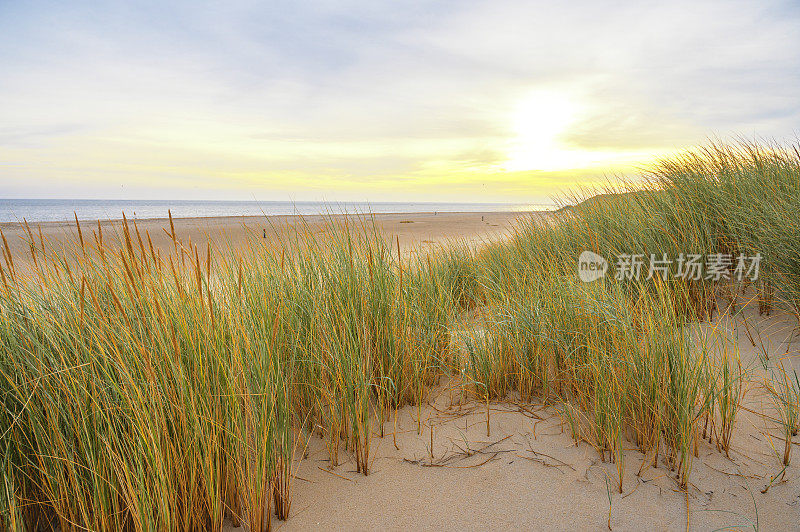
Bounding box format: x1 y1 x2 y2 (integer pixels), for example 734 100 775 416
0 209 541 229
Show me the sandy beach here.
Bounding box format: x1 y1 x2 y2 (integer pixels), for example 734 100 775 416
1 211 532 270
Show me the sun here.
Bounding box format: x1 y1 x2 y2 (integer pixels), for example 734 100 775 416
502 90 666 176
504 90 582 172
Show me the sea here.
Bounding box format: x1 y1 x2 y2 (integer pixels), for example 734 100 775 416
0 199 552 223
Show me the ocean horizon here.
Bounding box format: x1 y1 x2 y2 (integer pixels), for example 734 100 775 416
0 199 553 224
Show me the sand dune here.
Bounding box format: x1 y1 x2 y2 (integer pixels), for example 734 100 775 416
278 301 800 531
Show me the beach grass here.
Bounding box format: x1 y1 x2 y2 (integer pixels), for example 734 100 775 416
1 139 799 530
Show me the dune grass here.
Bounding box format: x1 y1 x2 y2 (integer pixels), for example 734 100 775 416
0 214 458 531
0 139 798 530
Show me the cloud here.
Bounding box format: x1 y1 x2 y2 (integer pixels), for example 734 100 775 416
1 0 798 202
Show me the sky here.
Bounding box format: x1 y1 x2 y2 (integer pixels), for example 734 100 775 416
1 0 799 204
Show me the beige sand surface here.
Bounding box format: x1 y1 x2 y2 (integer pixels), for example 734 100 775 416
0 211 530 270
277 301 800 531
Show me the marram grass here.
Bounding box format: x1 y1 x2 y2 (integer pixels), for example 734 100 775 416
0 214 455 531
0 139 798 530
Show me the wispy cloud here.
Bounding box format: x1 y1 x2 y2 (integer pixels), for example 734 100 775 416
1 0 798 202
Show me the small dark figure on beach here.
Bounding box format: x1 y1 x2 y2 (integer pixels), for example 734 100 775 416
263 229 266 239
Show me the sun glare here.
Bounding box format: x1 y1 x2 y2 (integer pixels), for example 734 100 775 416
504 90 581 172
